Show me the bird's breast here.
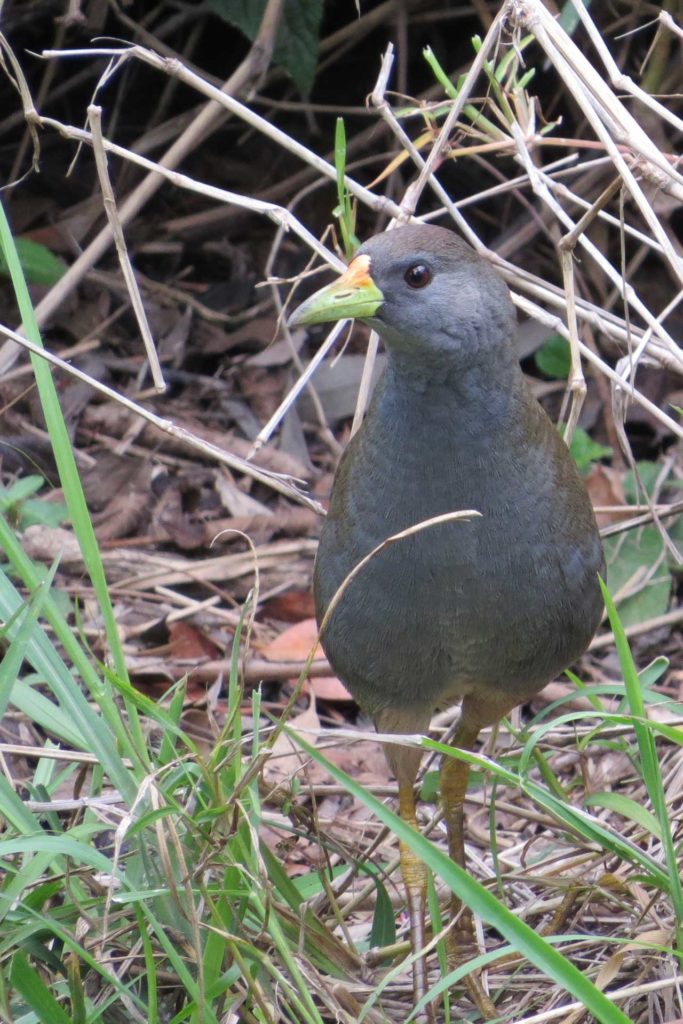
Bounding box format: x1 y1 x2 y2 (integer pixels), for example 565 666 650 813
314 375 603 719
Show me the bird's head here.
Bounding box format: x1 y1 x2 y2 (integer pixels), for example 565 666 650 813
287 224 517 373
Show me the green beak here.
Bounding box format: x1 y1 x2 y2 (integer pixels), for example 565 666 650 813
287 253 384 327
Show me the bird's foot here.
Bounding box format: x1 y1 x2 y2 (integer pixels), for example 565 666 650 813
462 972 498 1022
446 908 498 1021
399 838 437 1022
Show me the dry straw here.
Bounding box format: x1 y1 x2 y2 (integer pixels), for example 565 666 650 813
0 2 677 500
0 2 682 1020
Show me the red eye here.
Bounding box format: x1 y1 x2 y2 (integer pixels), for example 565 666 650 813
404 263 432 288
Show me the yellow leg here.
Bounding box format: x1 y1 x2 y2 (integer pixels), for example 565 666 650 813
440 741 477 946
398 781 435 1024
379 695 519 1020
377 711 436 1020
440 710 499 1020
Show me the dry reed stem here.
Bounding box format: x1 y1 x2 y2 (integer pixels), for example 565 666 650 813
5 10 683 1014
0 320 322 508
87 103 165 393
23 1 681 480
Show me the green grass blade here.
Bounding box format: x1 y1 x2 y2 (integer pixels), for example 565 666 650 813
599 576 683 942
585 791 662 840
9 951 72 1024
425 738 669 890
289 729 632 1024
0 536 145 790
0 199 145 755
0 563 54 720
0 559 139 799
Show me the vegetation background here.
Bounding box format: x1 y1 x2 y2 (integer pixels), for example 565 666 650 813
0 1 681 1022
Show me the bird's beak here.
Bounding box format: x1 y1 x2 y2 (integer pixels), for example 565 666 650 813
287 254 384 327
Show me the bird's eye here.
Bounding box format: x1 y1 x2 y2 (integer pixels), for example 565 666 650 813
404 263 432 288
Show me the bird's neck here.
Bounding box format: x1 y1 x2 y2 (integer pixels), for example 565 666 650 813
381 343 526 434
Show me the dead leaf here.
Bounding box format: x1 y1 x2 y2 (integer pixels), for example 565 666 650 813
246 332 305 367
197 315 274 356
261 618 323 661
84 455 154 541
215 471 273 518
158 305 192 367
21 524 82 564
305 675 353 702
151 482 207 550
262 590 317 621
585 464 627 527
168 621 221 661
262 698 321 787
262 619 352 701
323 730 388 782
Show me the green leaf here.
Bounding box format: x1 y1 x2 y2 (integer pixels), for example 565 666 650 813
334 118 359 257
569 426 612 472
422 44 506 140
10 680 94 751
419 768 439 803
207 0 323 95
0 475 45 504
9 951 72 1024
20 498 69 529
0 833 121 874
0 476 68 529
0 556 138 802
638 656 669 689
517 68 536 90
0 237 65 286
423 46 458 100
0 772 42 835
584 791 662 840
534 334 571 379
369 873 396 948
603 526 672 628
558 0 592 37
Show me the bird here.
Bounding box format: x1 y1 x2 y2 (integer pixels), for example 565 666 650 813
287 224 604 1018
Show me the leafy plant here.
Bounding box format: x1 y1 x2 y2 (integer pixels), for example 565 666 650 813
604 461 683 628
207 0 324 95
535 333 571 379
333 117 359 258
372 37 556 189
600 576 683 946
0 236 65 286
569 426 612 473
0 475 67 530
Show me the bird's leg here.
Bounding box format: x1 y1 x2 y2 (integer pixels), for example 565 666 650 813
377 715 435 1023
441 722 499 1019
440 692 524 1020
397 779 434 1022
440 720 479 951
